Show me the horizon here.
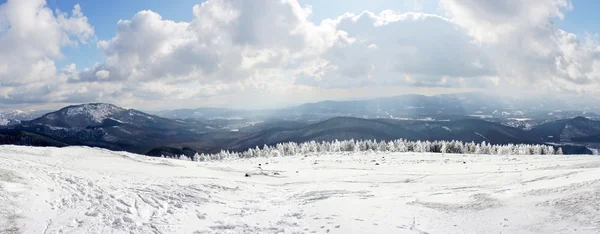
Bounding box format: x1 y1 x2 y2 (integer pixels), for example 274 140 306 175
2 91 599 113
2 0 600 111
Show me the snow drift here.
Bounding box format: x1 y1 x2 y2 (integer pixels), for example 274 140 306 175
1 145 600 233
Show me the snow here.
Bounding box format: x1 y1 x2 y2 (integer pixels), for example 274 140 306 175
108 118 124 123
0 114 10 126
474 132 490 141
47 125 68 131
508 117 533 121
470 114 493 119
392 117 445 121
1 146 600 233
65 104 122 123
45 113 59 120
1 109 46 121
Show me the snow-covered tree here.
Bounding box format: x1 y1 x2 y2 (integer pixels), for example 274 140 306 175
177 138 568 162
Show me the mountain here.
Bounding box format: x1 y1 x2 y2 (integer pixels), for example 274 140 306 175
237 120 309 132
30 103 176 129
152 92 600 122
0 129 68 147
0 114 19 126
1 109 49 121
226 117 535 152
287 93 600 120
395 118 532 144
227 117 413 151
16 103 213 153
528 116 600 142
0 102 596 156
150 107 243 119
150 107 276 120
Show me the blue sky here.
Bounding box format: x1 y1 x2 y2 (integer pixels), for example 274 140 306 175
555 1 600 36
46 0 202 69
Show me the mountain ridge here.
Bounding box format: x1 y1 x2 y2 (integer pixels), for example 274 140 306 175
0 101 597 155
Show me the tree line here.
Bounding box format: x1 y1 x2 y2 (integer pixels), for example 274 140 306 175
164 139 565 161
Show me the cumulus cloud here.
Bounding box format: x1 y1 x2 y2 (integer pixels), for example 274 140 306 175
439 0 572 44
84 0 351 86
295 11 495 88
82 1 499 106
0 0 94 105
439 0 600 92
2 0 600 109
67 0 355 107
95 70 110 79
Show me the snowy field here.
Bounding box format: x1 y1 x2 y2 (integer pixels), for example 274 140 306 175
1 146 600 234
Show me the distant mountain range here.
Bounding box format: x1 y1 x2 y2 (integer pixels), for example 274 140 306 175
150 92 600 122
0 93 599 155
1 109 50 121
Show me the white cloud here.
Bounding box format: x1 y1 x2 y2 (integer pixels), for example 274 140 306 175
439 0 572 44
438 0 600 94
295 11 495 89
95 70 110 79
0 0 93 87
3 0 600 110
81 4 500 108
71 0 354 107
89 0 353 86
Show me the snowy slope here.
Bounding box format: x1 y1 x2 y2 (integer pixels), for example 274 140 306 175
0 113 20 126
1 146 600 233
2 109 49 121
0 114 10 126
34 103 125 128
64 103 122 123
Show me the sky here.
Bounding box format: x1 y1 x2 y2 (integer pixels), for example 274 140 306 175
0 0 600 111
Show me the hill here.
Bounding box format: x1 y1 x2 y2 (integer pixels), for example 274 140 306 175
227 117 535 151
528 116 600 142
18 103 212 153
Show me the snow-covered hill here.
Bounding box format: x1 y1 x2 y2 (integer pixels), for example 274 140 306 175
0 114 12 126
1 109 49 121
31 103 132 128
1 146 600 233
0 113 22 126
29 103 171 129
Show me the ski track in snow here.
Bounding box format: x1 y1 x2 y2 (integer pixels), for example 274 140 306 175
1 146 600 233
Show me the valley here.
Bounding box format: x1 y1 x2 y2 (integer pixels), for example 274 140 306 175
0 93 598 157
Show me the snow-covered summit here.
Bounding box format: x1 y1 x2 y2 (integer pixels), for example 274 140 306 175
62 103 124 123
31 103 127 128
28 103 178 130
0 114 10 126
0 109 48 121
0 113 20 126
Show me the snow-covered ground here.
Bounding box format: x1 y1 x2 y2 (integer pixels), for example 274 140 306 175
1 146 600 234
